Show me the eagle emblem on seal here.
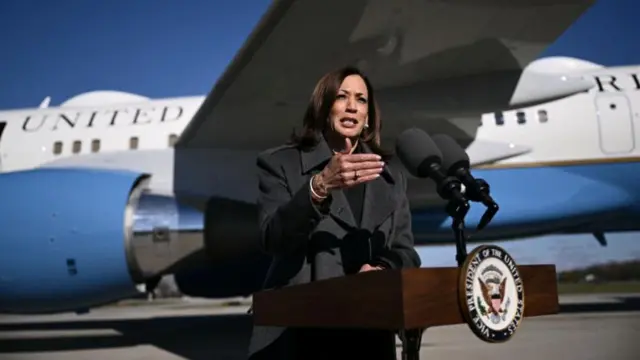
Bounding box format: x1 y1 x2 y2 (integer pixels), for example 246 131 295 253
476 264 511 323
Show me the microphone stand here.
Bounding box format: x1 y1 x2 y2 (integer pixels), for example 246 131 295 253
400 177 497 360
400 175 470 360
440 177 470 267
446 194 469 267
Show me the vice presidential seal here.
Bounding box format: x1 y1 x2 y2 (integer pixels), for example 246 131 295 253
458 245 525 343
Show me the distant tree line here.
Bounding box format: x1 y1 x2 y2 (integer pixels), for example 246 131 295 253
557 259 640 283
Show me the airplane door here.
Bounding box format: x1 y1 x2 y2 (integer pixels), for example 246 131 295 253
595 94 635 154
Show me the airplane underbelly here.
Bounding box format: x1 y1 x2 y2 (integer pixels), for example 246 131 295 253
411 161 639 242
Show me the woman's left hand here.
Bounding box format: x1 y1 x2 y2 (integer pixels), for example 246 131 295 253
359 264 383 272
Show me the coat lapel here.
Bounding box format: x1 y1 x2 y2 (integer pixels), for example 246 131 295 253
329 191 358 228
360 143 397 232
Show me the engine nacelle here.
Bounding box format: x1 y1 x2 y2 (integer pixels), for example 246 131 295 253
0 167 206 314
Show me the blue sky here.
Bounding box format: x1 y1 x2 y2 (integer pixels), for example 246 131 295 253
1 0 639 270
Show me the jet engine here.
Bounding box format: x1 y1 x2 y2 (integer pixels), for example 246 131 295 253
0 167 208 314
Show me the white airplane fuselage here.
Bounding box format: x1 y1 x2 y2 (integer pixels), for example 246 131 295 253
1 64 639 175
0 94 199 172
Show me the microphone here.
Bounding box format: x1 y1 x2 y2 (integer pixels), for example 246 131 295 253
430 134 499 231
396 127 471 266
395 128 469 220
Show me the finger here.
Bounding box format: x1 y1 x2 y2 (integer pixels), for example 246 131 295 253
346 161 385 171
354 174 380 184
359 264 382 272
338 161 383 173
342 137 353 154
341 173 380 187
359 264 374 272
343 153 382 162
338 169 381 184
352 168 384 178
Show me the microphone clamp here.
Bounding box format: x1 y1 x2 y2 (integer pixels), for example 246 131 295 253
465 178 490 203
473 178 499 231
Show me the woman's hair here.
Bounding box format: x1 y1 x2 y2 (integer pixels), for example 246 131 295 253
289 66 390 157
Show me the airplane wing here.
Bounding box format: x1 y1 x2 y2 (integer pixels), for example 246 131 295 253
176 0 595 152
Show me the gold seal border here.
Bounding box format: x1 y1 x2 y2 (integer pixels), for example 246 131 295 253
457 244 526 344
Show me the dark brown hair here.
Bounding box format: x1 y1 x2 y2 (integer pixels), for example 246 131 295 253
289 66 390 157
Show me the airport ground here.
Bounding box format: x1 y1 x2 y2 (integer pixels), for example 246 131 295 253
0 287 638 360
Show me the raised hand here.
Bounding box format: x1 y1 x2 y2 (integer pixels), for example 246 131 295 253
312 138 384 197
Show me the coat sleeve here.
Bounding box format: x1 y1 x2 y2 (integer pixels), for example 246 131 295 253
256 150 331 256
371 170 422 269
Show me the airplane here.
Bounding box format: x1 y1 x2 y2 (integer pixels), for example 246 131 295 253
3 0 635 316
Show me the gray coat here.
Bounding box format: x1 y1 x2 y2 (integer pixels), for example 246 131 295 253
247 137 422 359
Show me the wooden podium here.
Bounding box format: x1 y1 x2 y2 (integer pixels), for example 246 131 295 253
252 259 559 359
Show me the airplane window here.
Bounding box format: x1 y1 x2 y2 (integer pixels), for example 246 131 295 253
168 134 178 147
72 140 81 154
494 112 504 125
538 110 548 123
53 141 63 155
91 139 100 153
516 111 526 124
130 136 139 150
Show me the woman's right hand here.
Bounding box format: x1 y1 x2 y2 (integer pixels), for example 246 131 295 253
313 138 385 197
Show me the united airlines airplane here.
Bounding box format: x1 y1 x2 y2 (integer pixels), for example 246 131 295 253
3 0 635 315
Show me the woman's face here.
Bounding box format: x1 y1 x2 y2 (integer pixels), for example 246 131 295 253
329 74 369 140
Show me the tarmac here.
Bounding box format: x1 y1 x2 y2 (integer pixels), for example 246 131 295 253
0 293 638 359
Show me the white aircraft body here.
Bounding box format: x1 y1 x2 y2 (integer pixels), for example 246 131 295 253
3 0 635 315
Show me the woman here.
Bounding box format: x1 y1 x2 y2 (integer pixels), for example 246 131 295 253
248 66 422 359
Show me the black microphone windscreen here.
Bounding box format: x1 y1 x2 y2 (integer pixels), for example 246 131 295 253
431 134 470 172
395 128 442 178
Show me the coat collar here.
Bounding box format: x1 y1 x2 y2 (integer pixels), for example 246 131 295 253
299 135 397 231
